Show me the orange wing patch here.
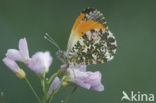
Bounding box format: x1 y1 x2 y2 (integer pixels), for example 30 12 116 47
76 19 106 37
67 8 108 51
72 13 86 31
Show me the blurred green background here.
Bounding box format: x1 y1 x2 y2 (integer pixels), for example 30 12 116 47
0 0 156 103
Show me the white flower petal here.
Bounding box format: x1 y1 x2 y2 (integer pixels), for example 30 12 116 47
91 83 104 92
43 51 52 68
27 51 53 75
3 57 19 73
19 38 29 61
68 66 104 92
6 49 23 61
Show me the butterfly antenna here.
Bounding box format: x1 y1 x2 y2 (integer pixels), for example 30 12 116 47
44 33 61 50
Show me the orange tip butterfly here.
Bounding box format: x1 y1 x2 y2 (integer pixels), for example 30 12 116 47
45 8 117 65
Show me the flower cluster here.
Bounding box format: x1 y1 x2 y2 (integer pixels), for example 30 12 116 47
2 38 104 103
3 38 53 77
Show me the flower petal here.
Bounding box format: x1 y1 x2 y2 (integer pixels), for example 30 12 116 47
2 57 19 72
68 68 90 89
86 71 102 86
27 51 52 75
6 49 23 61
19 38 29 61
68 66 104 92
27 58 45 74
91 83 104 92
43 51 52 68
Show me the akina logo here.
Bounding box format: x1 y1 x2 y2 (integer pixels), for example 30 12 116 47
121 91 155 102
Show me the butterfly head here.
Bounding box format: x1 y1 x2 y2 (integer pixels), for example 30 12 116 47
56 50 69 64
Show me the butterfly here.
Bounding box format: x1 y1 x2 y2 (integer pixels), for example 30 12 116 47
45 8 117 65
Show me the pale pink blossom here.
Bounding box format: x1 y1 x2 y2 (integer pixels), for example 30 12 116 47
3 57 20 73
2 57 26 79
6 38 29 62
27 51 52 75
68 65 104 92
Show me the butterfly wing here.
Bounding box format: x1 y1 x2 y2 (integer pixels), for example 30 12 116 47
67 8 117 65
67 8 108 52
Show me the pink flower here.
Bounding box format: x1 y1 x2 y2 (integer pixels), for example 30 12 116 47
2 57 26 79
68 65 104 92
3 57 20 72
27 51 52 75
48 77 60 95
6 38 29 62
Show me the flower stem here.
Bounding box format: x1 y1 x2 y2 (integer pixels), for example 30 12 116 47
1 92 5 103
48 70 61 84
42 70 61 103
48 92 54 103
25 78 42 103
40 73 46 94
62 86 78 103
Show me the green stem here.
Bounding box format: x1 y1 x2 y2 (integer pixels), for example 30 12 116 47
48 92 54 103
42 70 61 103
40 73 46 94
1 92 5 103
40 70 62 103
40 73 48 103
63 86 78 103
48 70 61 84
42 84 48 103
25 78 42 103
40 78 45 94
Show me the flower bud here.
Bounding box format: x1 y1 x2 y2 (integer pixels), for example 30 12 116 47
16 69 26 79
48 77 60 96
62 81 68 87
3 57 26 79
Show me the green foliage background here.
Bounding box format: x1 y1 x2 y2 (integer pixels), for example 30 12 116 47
0 0 156 103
